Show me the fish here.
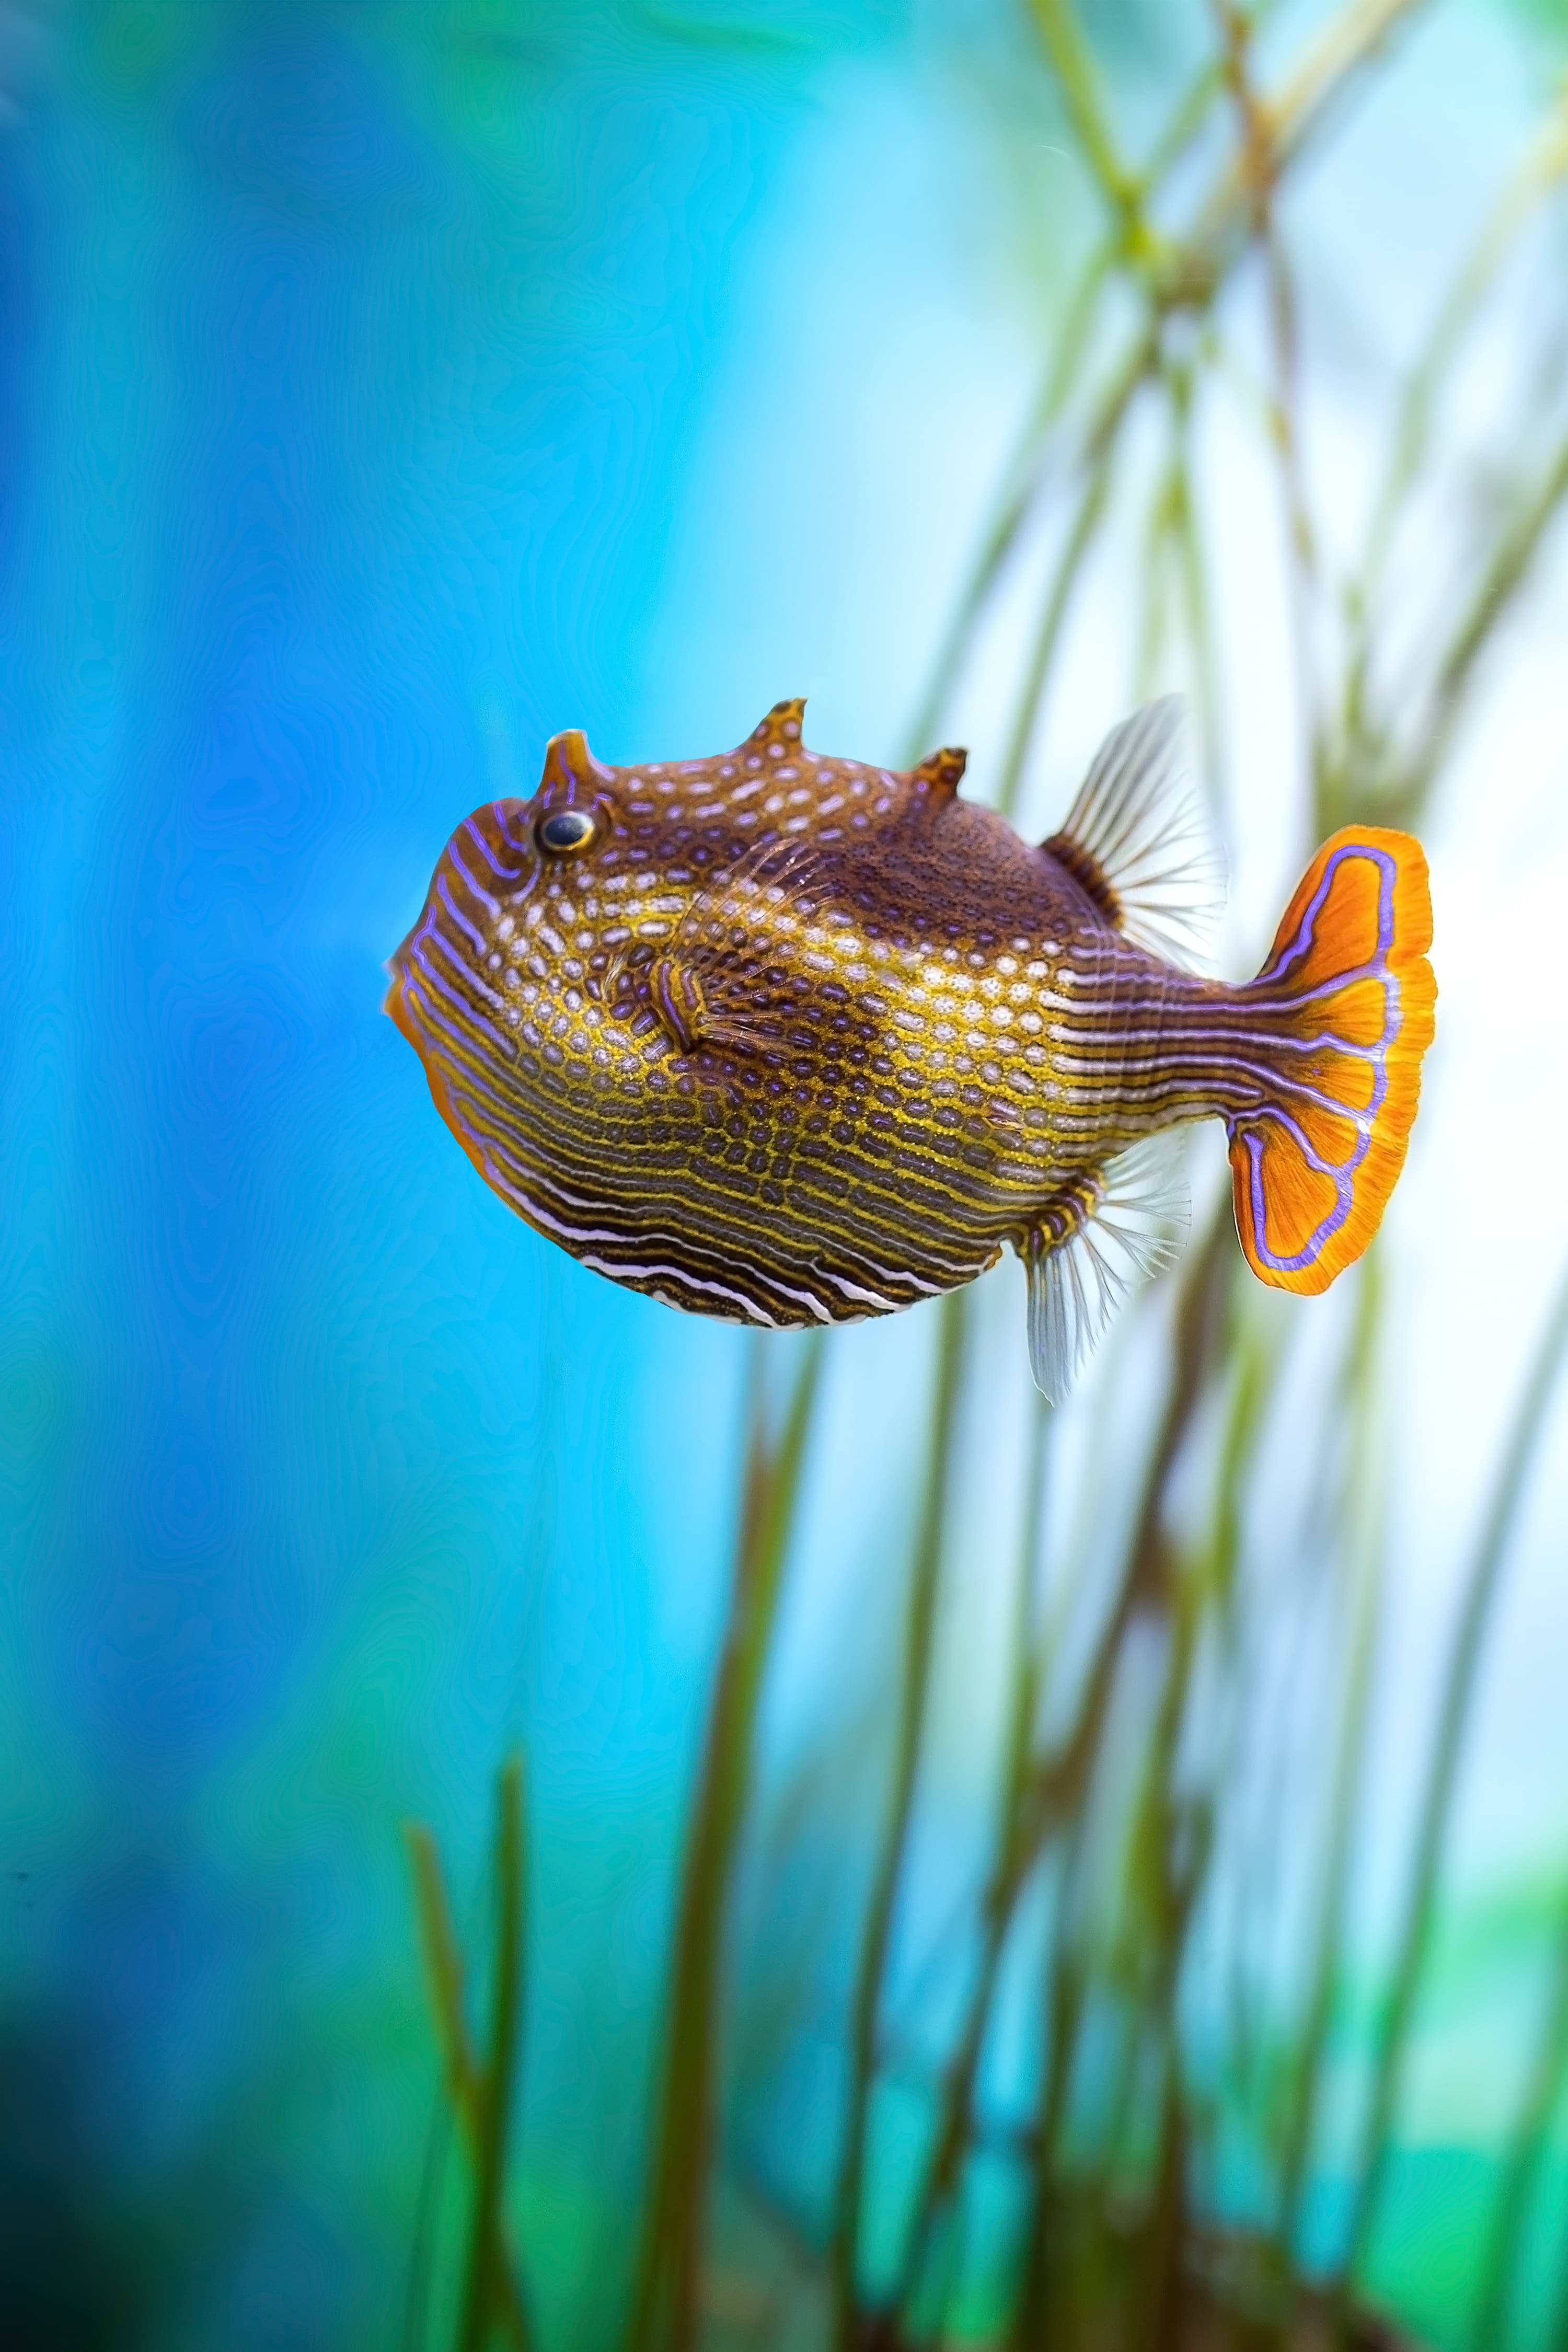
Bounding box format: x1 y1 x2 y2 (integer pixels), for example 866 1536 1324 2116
386 696 1435 1401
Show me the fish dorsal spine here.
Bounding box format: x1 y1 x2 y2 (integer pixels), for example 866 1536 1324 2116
743 697 808 752
910 745 967 798
539 727 612 792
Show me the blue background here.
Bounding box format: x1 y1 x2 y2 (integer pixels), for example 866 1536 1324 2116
6 4 1568 2347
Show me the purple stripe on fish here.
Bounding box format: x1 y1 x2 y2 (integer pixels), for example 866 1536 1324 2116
436 874 491 960
465 813 528 882
1260 838 1398 982
1230 841 1401 1275
446 835 502 917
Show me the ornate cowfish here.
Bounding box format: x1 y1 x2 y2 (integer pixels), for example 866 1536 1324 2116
387 698 1435 1400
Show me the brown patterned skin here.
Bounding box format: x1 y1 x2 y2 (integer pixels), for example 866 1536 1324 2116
386 698 1239 1328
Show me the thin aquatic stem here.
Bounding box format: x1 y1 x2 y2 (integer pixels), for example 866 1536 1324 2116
1362 87 1568 602
830 1291 970 2350
1007 1806 1097 2348
1469 1876 1568 2349
1113 1362 1249 2348
895 1394 1054 2333
1216 0 1327 819
1394 426 1568 818
1007 1214 1232 2342
902 29 1233 767
990 2 1425 831
404 1797 533 2352
993 413 1126 822
1210 0 1427 214
459 1756 531 2352
1024 0 1140 228
1025 1206 1232 1844
1166 1312 1275 2222
408 1821 485 2143
1161 358 1232 827
1275 1261 1386 2270
626 1337 825 2352
1337 1252 1568 2297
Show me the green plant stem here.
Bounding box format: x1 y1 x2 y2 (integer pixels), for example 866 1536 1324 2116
1398 428 1568 814
993 418 1127 821
1025 0 1139 226
1006 1214 1232 2344
459 1756 531 2352
1027 1206 1231 1843
1362 87 1568 601
1469 1877 1568 2349
1213 0 1427 221
408 1824 485 2142
1275 1262 1386 2268
831 1292 969 2350
405 1802 533 2352
1116 1340 1256 2349
1007 1815 1093 2348
1338 1253 1568 2299
900 234 1114 773
625 1338 824 2352
901 40 1232 773
895 1393 1054 2333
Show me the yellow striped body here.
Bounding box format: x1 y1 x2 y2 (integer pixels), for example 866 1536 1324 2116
387 699 1434 1340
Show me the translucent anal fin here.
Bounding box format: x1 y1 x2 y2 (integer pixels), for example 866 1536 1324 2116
1022 1136 1191 1403
1043 696 1224 969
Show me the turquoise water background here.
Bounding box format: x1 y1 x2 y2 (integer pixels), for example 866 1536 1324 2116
6 4 1568 2347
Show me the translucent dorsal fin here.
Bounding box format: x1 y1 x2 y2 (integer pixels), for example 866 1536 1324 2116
1043 697 1224 968
1023 1135 1190 1404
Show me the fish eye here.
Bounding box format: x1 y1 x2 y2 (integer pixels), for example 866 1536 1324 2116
536 807 596 856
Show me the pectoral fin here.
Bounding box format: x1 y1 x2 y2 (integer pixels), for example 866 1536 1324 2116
644 832 849 1072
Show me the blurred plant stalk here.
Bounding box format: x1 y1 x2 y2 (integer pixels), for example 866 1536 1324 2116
797 0 1568 2340
406 1755 533 2352
626 1338 825 2352
404 0 1568 2343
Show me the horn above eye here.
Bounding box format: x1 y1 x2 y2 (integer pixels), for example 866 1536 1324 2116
536 807 596 856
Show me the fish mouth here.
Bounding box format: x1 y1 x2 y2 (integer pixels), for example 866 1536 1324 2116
384 958 417 1044
383 916 427 1039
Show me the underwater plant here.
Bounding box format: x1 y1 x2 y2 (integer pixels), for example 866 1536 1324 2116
401 3 1568 2346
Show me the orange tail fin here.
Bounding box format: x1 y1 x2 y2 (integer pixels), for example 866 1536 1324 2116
1228 827 1435 1296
